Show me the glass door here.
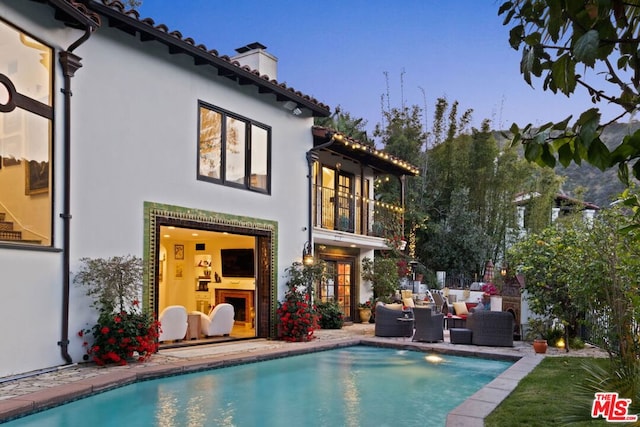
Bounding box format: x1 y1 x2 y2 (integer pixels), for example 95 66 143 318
336 174 353 231
321 259 354 322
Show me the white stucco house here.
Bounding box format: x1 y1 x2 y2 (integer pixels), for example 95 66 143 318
0 0 417 378
308 126 418 321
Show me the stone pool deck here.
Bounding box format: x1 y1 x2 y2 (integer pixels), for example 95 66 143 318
0 324 606 426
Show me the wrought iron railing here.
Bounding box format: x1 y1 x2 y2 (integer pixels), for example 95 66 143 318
312 184 403 238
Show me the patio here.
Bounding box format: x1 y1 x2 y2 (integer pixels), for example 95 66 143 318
0 323 606 426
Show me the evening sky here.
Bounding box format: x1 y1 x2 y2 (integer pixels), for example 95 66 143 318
138 1 622 140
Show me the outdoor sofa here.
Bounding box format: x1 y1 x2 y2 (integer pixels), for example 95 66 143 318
466 310 514 347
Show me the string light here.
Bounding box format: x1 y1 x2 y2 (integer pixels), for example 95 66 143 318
331 131 420 175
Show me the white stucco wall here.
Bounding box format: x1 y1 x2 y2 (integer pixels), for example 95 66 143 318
1 0 76 378
0 1 318 376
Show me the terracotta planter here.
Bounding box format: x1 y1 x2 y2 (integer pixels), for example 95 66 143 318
533 339 548 354
359 308 372 323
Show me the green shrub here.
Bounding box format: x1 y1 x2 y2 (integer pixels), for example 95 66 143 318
316 300 344 329
569 336 585 349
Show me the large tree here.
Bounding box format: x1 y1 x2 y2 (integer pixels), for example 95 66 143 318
500 1 640 219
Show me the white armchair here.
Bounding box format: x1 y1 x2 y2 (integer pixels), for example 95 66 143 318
196 303 235 337
158 305 188 342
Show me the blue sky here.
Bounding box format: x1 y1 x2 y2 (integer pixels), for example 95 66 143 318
137 1 620 138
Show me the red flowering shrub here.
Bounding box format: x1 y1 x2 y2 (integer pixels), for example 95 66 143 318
75 255 159 366
481 282 499 295
396 259 410 278
277 261 325 342
79 300 160 366
277 293 318 342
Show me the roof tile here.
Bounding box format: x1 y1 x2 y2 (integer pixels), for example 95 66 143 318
88 0 330 115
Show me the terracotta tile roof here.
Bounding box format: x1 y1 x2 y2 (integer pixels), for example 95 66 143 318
513 191 600 210
42 0 101 28
312 126 420 176
52 0 330 117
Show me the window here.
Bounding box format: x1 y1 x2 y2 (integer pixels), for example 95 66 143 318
198 102 270 193
0 20 53 247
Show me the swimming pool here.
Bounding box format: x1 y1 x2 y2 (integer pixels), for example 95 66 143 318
5 346 512 427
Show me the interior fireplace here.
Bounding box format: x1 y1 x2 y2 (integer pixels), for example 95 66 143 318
215 289 255 325
226 297 245 321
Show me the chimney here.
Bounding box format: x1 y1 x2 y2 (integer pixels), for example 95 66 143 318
231 42 278 80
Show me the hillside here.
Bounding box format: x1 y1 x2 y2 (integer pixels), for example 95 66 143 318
496 122 640 208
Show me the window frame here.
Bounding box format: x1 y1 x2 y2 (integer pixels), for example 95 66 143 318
0 18 55 250
197 101 271 195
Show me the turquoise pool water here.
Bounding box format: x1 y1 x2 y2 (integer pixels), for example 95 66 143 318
5 346 512 427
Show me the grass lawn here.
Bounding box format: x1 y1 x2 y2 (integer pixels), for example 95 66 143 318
485 357 613 426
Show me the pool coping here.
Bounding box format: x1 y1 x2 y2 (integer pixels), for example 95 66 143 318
0 337 541 425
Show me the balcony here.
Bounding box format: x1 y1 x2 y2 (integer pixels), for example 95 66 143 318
312 184 403 239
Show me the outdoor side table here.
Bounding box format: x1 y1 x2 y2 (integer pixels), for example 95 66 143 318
443 315 466 329
186 313 200 340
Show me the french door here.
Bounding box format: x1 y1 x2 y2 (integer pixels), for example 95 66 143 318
320 258 354 322
320 167 354 232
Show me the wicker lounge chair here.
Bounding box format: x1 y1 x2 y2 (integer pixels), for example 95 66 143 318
412 307 444 342
374 304 414 337
466 311 514 347
431 292 444 313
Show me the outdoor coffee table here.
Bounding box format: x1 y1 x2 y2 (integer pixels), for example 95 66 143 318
443 315 466 329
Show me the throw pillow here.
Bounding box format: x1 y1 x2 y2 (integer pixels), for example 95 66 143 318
402 297 415 308
452 302 469 316
385 303 403 311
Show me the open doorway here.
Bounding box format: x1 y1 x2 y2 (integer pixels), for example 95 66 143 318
157 225 257 344
145 203 276 346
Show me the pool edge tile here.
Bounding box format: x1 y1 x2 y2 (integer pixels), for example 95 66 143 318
445 355 544 426
0 398 35 421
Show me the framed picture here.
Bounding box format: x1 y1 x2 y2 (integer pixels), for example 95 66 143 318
175 263 183 279
25 160 49 195
174 244 184 260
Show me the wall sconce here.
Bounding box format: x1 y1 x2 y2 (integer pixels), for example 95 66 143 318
302 241 314 266
283 100 302 116
500 265 508 277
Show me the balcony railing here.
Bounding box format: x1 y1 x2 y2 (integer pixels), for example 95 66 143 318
312 184 403 238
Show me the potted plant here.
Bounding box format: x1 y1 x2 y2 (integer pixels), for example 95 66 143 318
74 255 160 365
357 299 374 323
481 282 502 311
525 317 550 354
